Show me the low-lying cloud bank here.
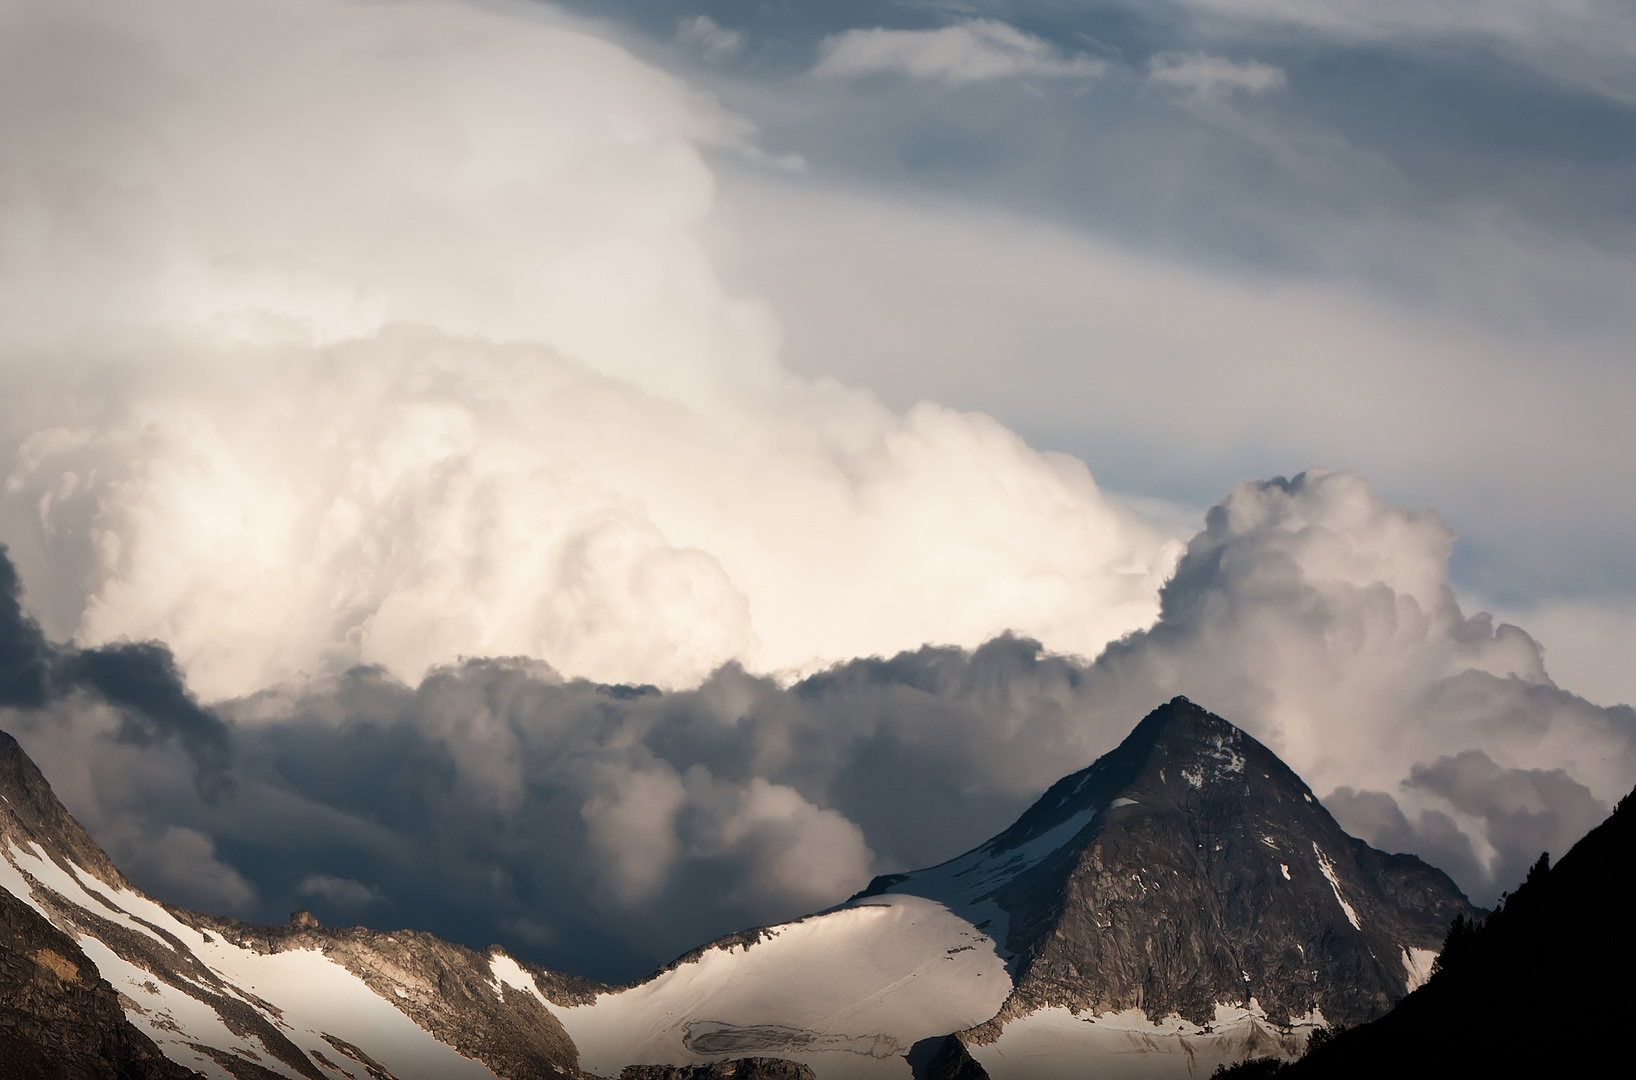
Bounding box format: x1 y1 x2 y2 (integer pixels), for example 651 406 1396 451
3 469 1629 983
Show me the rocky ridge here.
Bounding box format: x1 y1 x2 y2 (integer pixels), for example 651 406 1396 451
867 698 1480 1036
0 728 581 1080
0 883 198 1080
1277 782 1634 1077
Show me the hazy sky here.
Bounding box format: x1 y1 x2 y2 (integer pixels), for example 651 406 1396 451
0 0 1632 979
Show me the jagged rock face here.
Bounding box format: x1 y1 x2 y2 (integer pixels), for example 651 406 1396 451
616 1059 815 1080
0 729 586 1080
919 1036 987 1080
169 913 590 1080
0 886 199 1080
873 698 1480 1032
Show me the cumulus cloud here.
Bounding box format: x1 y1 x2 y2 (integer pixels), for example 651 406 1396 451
812 20 1105 84
1147 53 1286 97
1407 751 1608 884
5 470 1633 982
581 761 689 906
0 0 1174 700
1326 751 1611 909
118 826 258 912
1324 786 1483 894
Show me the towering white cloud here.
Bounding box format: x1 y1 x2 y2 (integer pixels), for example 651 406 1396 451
0 0 1176 699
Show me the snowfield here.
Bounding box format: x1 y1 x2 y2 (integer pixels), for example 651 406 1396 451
968 1004 1324 1080
3 841 500 1080
555 894 1011 1080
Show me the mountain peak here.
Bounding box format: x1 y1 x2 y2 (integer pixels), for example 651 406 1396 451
0 730 129 890
870 698 1478 1032
975 696 1315 860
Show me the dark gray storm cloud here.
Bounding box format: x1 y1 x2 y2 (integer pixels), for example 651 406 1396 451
0 547 50 708
1406 749 1609 889
3 472 1631 984
0 543 230 774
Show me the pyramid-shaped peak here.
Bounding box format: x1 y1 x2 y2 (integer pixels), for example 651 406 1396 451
866 698 1479 1032
978 698 1310 857
1135 694 1233 738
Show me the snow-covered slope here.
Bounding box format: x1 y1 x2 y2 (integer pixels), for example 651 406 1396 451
0 729 581 1080
556 894 1008 1080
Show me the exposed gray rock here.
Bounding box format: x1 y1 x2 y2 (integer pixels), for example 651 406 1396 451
173 912 585 1080
0 883 199 1080
920 1035 989 1080
617 1058 814 1080
877 699 1482 1035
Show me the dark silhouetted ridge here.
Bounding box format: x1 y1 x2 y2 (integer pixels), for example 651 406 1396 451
1278 783 1636 1078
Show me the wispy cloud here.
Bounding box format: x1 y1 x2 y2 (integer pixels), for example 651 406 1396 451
1147 52 1286 97
813 20 1105 84
675 15 744 62
297 874 387 908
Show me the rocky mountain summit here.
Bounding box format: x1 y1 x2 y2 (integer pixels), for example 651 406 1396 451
869 697 1478 1034
0 699 1483 1080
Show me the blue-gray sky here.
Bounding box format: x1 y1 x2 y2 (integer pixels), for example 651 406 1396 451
545 0 1636 701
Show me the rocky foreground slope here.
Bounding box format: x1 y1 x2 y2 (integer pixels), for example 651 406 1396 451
1275 781 1634 1078
0 728 585 1080
0 699 1480 1080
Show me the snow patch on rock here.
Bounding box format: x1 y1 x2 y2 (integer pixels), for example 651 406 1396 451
1312 844 1362 930
1 842 501 1080
1401 946 1438 992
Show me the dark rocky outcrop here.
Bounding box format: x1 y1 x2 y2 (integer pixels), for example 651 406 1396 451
0 885 199 1080
919 1035 989 1080
617 1059 814 1080
0 732 130 892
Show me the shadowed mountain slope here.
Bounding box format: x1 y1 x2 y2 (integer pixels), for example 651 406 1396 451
872 698 1480 1035
0 728 584 1080
1277 781 1635 1078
